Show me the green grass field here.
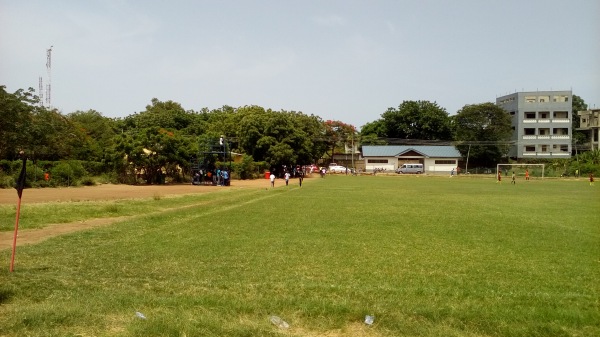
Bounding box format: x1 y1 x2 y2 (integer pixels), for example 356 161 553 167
1 176 599 337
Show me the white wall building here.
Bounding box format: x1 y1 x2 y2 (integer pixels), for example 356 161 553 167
361 145 462 173
497 90 572 158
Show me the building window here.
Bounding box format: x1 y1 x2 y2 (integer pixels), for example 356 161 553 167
539 95 549 103
525 112 536 119
553 95 569 102
539 112 549 119
367 159 388 163
525 96 536 103
525 146 535 152
553 128 568 135
510 111 516 115
541 145 548 152
539 128 550 135
524 128 535 135
435 160 456 164
553 111 568 119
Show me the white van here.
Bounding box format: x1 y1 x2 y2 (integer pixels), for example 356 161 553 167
395 163 424 174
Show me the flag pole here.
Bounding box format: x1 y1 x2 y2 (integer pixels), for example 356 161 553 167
10 151 26 273
9 197 22 272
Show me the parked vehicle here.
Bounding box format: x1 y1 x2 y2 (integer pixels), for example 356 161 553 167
396 163 423 174
329 165 348 173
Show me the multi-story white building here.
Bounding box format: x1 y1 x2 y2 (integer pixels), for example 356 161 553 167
497 90 572 158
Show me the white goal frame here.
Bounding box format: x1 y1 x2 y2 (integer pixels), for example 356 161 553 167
496 164 545 180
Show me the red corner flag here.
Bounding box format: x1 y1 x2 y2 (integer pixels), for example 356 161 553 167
10 152 26 272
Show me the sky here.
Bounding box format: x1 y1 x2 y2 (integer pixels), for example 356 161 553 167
1 0 599 129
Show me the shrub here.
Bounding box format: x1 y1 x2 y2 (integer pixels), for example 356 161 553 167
0 174 15 189
50 161 88 187
79 177 96 186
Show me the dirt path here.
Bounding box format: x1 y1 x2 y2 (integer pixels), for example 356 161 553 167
0 179 277 250
0 180 272 205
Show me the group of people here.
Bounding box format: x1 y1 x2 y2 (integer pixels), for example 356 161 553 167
450 167 461 177
192 168 230 186
270 170 303 188
497 169 529 184
496 169 595 186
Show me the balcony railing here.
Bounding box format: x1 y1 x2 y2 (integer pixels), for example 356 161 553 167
522 119 571 123
522 152 570 157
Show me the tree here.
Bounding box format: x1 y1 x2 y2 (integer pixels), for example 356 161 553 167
27 108 89 161
452 103 513 167
112 127 190 184
323 120 356 164
359 120 387 146
572 94 589 149
381 101 452 141
235 106 327 168
68 110 117 162
127 98 193 131
0 86 35 160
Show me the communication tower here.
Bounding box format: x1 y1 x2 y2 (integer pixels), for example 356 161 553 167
38 76 44 106
45 46 53 107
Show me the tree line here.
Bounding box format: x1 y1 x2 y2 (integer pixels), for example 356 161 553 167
0 85 595 186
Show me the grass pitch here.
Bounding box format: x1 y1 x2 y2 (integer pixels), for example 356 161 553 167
1 175 598 337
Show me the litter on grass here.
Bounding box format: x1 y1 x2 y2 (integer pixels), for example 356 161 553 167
269 315 290 329
364 315 374 325
135 312 147 319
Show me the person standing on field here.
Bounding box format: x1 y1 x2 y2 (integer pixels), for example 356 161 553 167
511 171 516 185
590 173 595 186
298 171 303 187
284 171 291 186
270 173 275 188
525 169 530 181
497 171 502 183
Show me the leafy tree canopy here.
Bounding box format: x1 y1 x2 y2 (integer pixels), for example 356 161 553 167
381 100 452 141
452 102 513 167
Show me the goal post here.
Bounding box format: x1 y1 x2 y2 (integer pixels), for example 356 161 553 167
496 164 545 180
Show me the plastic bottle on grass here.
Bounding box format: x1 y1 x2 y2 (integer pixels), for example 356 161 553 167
269 315 289 329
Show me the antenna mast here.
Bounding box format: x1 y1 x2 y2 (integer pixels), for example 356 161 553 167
38 76 44 107
45 46 53 108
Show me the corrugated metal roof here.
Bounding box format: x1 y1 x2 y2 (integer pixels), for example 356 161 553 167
362 145 462 158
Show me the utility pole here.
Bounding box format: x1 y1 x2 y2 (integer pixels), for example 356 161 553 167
465 144 471 174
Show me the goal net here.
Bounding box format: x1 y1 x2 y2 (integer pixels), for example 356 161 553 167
496 164 545 180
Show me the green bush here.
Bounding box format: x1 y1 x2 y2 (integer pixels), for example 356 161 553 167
79 176 96 186
97 173 120 184
50 161 88 187
0 174 14 189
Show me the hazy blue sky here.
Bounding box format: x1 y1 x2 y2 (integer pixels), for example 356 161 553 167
1 0 598 129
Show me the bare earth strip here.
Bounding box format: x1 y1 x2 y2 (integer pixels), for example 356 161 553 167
0 179 276 250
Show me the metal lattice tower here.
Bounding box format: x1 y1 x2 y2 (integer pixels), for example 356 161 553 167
45 46 53 107
38 76 44 106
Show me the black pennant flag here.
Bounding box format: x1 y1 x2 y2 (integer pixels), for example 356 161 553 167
15 154 26 199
